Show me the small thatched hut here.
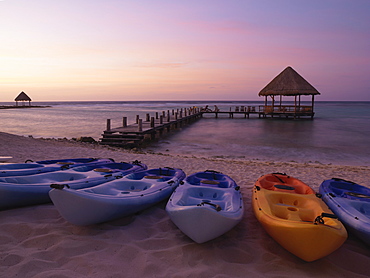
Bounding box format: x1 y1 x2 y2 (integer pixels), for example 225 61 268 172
258 66 320 118
15 91 32 106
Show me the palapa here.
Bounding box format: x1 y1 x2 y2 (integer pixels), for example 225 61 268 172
258 66 320 119
15 91 32 106
259 66 320 96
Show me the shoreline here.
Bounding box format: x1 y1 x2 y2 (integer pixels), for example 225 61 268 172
0 105 51 109
1 131 369 277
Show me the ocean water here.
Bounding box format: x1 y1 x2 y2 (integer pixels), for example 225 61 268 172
1 101 369 166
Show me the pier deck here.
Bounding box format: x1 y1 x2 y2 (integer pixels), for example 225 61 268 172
100 108 202 147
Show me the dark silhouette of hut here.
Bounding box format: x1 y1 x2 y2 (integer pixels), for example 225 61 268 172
15 91 32 106
258 66 320 119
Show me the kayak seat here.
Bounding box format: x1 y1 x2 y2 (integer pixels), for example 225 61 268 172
125 169 176 181
179 187 226 203
351 202 370 216
0 172 87 184
188 172 230 186
144 175 172 182
268 193 321 222
271 203 318 222
85 181 153 195
186 176 230 188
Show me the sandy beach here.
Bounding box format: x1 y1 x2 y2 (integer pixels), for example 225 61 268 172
0 131 369 278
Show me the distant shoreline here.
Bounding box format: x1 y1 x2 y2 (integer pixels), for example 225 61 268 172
0 105 51 109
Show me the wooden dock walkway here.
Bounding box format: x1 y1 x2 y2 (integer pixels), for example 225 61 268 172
100 105 315 147
100 108 203 147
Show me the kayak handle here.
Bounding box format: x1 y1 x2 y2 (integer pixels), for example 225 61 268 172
271 173 286 184
332 177 356 184
346 192 370 199
197 201 221 212
50 184 70 190
60 164 70 170
205 170 221 174
314 213 338 225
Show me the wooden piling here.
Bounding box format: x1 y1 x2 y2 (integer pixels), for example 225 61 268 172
106 119 111 131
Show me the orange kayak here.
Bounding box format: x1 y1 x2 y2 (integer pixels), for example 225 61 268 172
252 173 347 262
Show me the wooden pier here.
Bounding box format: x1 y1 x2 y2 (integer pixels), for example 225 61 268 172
100 105 315 148
202 105 315 119
100 108 203 147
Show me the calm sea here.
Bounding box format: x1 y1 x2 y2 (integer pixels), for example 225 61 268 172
1 101 369 166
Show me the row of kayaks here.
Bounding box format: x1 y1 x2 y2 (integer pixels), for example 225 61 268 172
0 158 369 262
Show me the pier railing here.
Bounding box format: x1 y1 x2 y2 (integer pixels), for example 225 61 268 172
259 105 313 113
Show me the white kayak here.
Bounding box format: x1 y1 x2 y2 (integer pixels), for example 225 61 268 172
49 167 186 225
166 170 244 243
0 158 114 177
0 161 147 210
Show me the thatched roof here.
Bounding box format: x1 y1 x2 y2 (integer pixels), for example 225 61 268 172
15 91 32 101
258 66 320 96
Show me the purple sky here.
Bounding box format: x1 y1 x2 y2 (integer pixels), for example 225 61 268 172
1 0 369 101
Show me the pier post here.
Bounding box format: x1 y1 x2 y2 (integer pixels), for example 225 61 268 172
167 111 170 122
122 117 127 127
106 119 111 131
156 112 159 119
160 115 163 124
150 117 155 128
146 113 150 122
138 119 143 132
136 115 140 124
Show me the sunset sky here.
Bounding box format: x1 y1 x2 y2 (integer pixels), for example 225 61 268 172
1 0 369 101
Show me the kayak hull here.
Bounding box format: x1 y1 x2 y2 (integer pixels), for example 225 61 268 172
166 170 244 243
253 173 347 262
319 178 370 246
49 167 185 225
0 161 146 210
0 158 113 177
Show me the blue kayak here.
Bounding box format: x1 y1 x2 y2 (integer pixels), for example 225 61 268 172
166 170 244 243
0 161 147 210
0 158 114 177
319 178 370 246
49 167 185 225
